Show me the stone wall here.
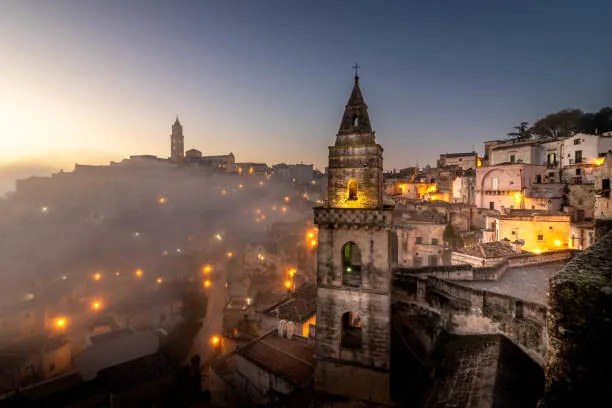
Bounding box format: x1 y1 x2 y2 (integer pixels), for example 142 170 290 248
541 228 612 406
393 275 548 363
567 183 595 220
327 143 383 209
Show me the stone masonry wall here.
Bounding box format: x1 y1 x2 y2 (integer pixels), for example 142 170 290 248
393 275 548 362
327 143 383 209
541 229 612 406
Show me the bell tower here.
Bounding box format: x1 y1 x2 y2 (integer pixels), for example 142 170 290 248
314 70 394 404
170 116 184 162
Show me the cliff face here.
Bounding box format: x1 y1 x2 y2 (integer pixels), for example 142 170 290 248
542 223 612 406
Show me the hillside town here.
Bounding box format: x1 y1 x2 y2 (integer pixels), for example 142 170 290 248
0 70 610 407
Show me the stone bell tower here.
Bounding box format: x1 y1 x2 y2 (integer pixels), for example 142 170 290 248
313 70 394 404
170 116 184 162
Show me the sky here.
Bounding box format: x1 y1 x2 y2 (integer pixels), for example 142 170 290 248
1 0 611 192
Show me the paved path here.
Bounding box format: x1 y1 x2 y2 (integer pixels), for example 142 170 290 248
458 261 567 304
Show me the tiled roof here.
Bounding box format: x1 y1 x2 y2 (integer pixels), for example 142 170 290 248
237 333 314 387
265 284 316 323
455 241 517 259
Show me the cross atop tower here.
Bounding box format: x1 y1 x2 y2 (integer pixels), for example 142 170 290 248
353 63 361 82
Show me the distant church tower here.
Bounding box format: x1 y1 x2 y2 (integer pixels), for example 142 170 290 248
170 116 184 162
313 70 394 404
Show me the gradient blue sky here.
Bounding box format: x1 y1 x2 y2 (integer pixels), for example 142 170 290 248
1 0 611 179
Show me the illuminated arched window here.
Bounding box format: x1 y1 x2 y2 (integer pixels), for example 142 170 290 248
352 116 359 127
348 180 358 201
341 311 362 349
342 242 362 287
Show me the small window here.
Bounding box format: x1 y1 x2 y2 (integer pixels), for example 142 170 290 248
415 237 423 244
489 202 495 210
342 242 362 287
352 116 359 127
510 155 516 163
574 138 581 145
576 168 581 175
536 175 542 183
575 150 582 163
537 234 544 241
341 312 362 349
431 238 439 245
428 255 438 266
414 256 423 266
347 180 358 201
491 177 499 190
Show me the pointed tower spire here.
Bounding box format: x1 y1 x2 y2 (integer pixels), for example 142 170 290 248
338 65 373 136
170 116 184 162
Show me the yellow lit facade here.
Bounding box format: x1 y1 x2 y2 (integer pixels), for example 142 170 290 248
302 314 316 338
494 213 571 253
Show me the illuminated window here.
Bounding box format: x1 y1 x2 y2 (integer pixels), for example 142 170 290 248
347 180 358 201
341 312 362 349
352 116 359 127
342 242 361 287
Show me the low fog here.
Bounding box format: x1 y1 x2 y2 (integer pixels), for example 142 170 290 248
0 159 322 350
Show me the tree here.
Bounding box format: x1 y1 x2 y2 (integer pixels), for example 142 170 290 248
530 109 583 139
507 121 532 141
592 107 612 134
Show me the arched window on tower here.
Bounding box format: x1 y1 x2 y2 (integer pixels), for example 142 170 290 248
352 116 359 127
341 311 362 349
342 242 362 287
347 180 358 201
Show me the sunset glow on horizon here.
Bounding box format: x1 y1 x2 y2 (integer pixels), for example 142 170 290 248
1 1 610 196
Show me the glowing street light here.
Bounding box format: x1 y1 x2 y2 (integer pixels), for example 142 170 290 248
93 272 102 282
284 196 290 202
554 239 563 247
284 280 293 290
226 251 233 258
157 196 167 205
202 265 213 274
135 268 144 278
204 279 212 289
41 206 49 214
210 335 221 346
91 300 102 312
215 233 223 241
156 277 164 284
53 317 68 330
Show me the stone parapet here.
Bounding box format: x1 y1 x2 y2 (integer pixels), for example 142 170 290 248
314 207 393 229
